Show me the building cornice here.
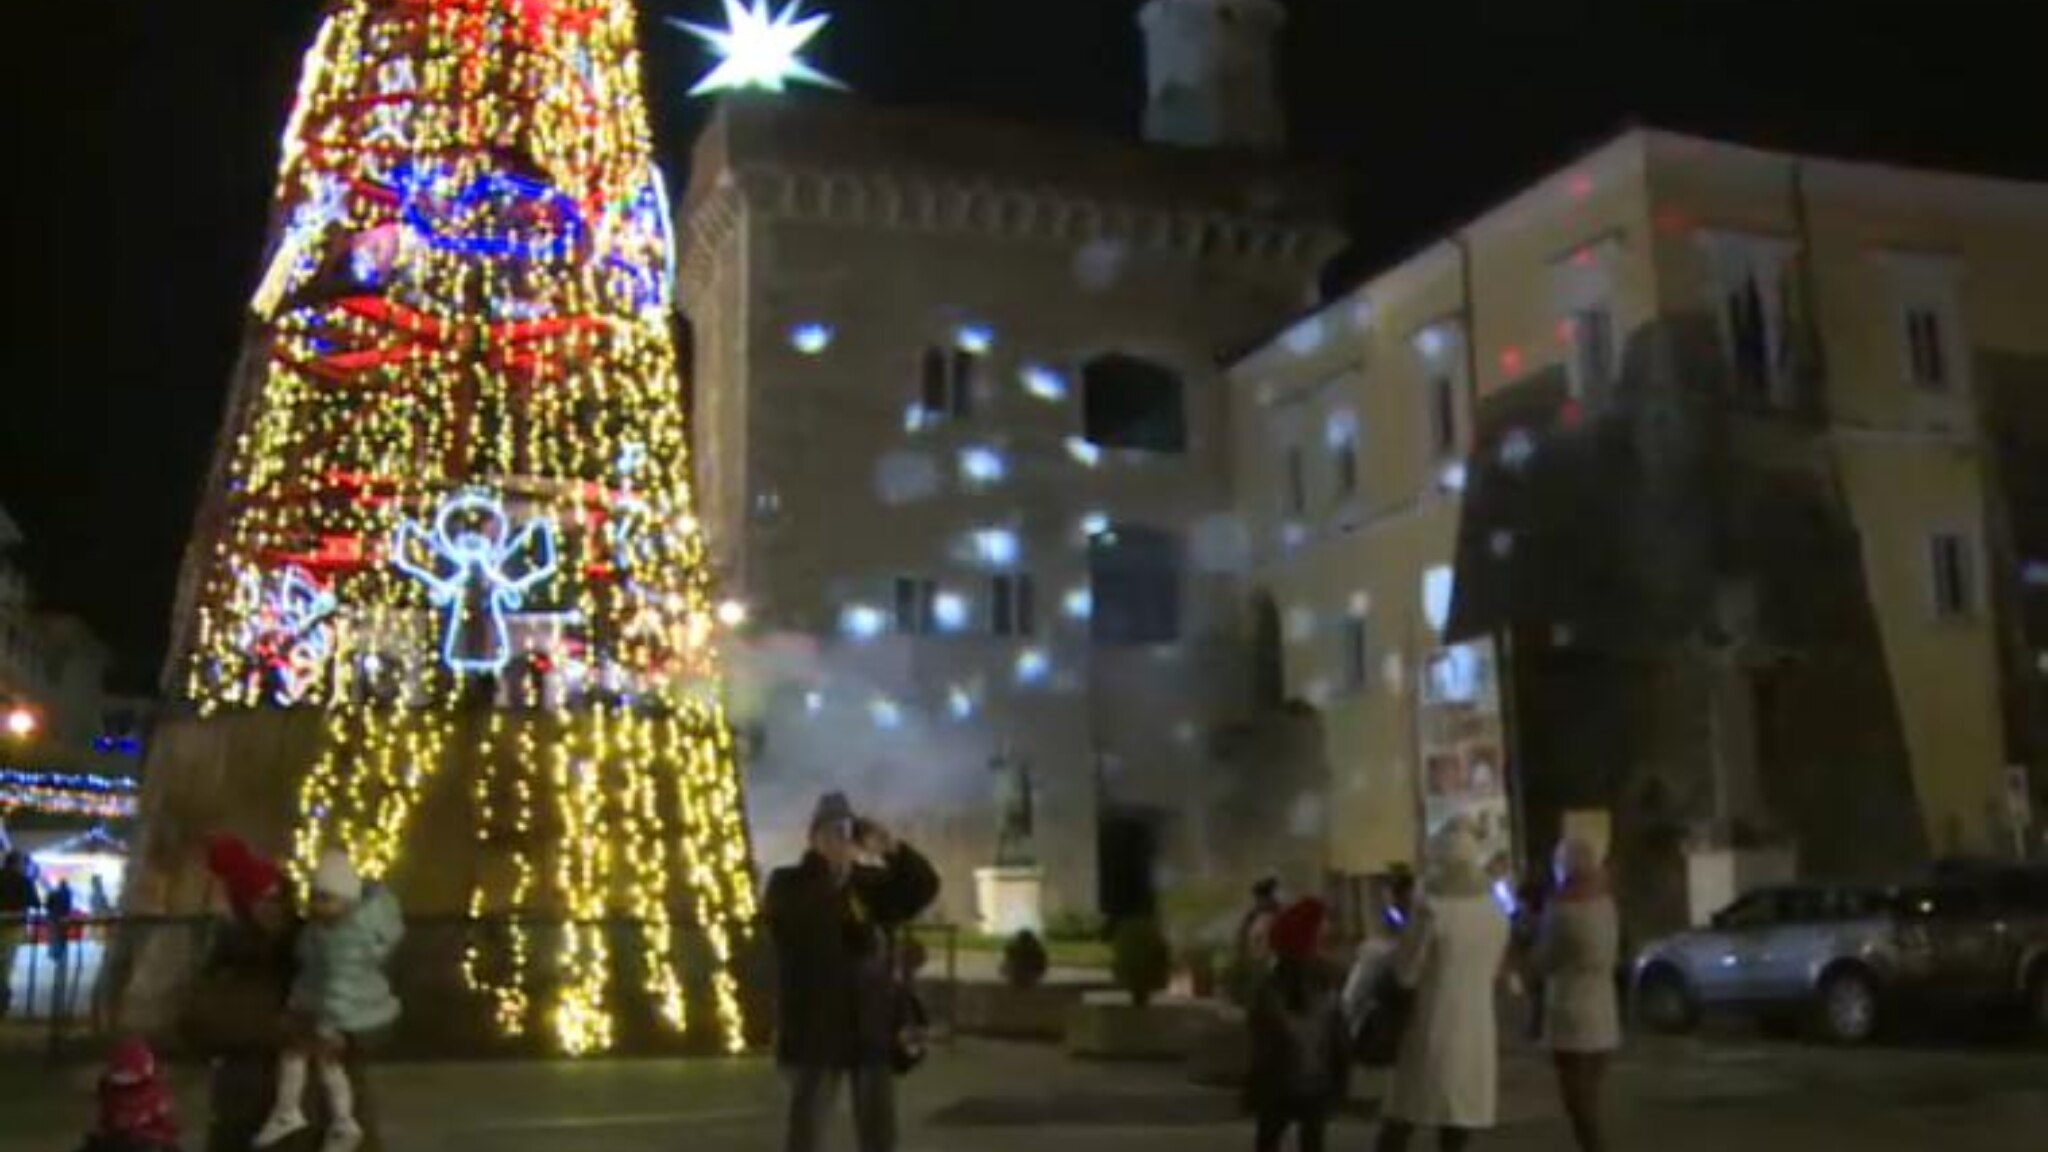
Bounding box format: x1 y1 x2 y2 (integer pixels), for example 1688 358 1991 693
679 162 1345 300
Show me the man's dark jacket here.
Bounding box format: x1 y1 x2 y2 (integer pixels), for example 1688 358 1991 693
0 867 37 917
764 843 939 1068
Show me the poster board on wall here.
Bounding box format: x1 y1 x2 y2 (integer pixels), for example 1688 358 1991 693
1416 639 1513 872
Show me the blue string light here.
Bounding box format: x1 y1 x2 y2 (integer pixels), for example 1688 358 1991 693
0 770 140 820
394 162 588 263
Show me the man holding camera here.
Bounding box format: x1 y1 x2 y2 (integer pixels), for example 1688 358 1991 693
765 791 940 1152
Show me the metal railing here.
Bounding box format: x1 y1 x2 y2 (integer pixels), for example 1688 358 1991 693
5 913 961 1065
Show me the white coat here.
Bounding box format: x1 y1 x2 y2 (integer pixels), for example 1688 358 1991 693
1384 894 1512 1129
1534 895 1623 1054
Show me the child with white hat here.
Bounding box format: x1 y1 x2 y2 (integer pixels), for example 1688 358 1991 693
254 849 403 1152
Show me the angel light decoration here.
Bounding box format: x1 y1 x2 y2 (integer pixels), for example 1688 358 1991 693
392 490 560 675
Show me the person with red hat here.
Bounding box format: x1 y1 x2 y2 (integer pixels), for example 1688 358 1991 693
77 1036 181 1152
178 835 385 1152
1245 897 1349 1152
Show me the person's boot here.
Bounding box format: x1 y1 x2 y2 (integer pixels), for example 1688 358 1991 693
320 1117 364 1152
253 1109 310 1147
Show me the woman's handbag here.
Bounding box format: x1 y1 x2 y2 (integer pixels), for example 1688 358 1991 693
1350 969 1413 1068
886 929 929 1075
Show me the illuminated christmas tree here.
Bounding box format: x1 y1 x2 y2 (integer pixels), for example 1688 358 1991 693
167 0 755 1054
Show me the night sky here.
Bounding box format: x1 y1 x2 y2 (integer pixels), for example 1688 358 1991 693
2 0 2040 690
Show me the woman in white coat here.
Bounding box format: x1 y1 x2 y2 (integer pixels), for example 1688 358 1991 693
1376 825 1512 1152
1531 839 1622 1152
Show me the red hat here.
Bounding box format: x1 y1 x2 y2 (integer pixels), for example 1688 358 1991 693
1268 897 1327 961
105 1037 158 1087
205 835 283 918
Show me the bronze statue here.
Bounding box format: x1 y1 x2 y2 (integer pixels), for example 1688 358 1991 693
992 750 1036 867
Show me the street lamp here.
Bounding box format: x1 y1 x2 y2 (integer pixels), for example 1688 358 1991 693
4 706 37 740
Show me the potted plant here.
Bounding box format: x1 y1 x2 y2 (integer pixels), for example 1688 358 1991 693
1111 918 1172 1008
1001 929 1050 989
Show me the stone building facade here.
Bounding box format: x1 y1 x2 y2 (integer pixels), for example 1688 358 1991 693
676 15 1344 922
1230 128 2048 934
1 503 120 765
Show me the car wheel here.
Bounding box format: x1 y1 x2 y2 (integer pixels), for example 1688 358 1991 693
1815 967 1880 1045
1636 967 1697 1035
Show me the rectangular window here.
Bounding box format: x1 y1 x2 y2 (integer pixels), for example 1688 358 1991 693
1572 306 1616 397
1930 533 1975 619
1331 432 1359 503
1340 617 1370 693
1090 526 1181 646
1724 276 1773 403
949 349 978 418
991 573 1037 638
894 576 938 634
1428 374 1458 459
1082 355 1187 453
1284 445 1307 516
1906 308 1949 392
920 349 948 416
918 348 977 419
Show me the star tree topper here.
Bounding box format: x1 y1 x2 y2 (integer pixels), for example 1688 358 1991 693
671 0 844 96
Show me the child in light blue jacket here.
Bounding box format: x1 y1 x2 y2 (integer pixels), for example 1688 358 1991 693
254 849 402 1152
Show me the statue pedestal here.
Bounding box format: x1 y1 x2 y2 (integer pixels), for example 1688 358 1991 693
974 865 1045 937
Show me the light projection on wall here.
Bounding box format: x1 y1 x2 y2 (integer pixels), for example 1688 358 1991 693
1014 648 1050 685
971 528 1020 567
672 0 843 96
840 604 888 639
1020 364 1068 402
1062 586 1092 621
790 322 835 355
954 323 996 355
947 685 976 720
959 446 1006 486
933 592 970 632
1423 565 1456 633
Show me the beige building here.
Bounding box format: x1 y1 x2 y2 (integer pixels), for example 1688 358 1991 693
1229 129 2048 930
677 1 1345 922
1 503 122 765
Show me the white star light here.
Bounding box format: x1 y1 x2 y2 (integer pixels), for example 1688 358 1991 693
672 0 843 96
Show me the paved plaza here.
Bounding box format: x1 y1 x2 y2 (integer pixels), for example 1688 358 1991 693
4 1033 2046 1152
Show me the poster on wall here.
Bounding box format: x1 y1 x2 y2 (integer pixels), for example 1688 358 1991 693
1417 639 1513 873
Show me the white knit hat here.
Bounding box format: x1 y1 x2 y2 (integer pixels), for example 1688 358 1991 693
310 849 363 903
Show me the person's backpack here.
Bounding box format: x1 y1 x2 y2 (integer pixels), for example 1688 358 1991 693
1350 968 1413 1067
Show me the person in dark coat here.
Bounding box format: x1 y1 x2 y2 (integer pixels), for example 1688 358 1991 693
1233 877 1283 1005
765 791 940 1152
0 850 38 1018
179 836 384 1152
1246 898 1349 1152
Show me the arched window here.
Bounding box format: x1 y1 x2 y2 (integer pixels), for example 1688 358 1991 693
1082 354 1186 453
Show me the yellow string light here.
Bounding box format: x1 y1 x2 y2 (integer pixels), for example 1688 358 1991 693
183 0 758 1055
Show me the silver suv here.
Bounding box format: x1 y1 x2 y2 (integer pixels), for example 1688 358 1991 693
1632 884 1903 1043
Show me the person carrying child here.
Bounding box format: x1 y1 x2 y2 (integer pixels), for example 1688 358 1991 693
253 850 402 1152
1245 897 1349 1152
